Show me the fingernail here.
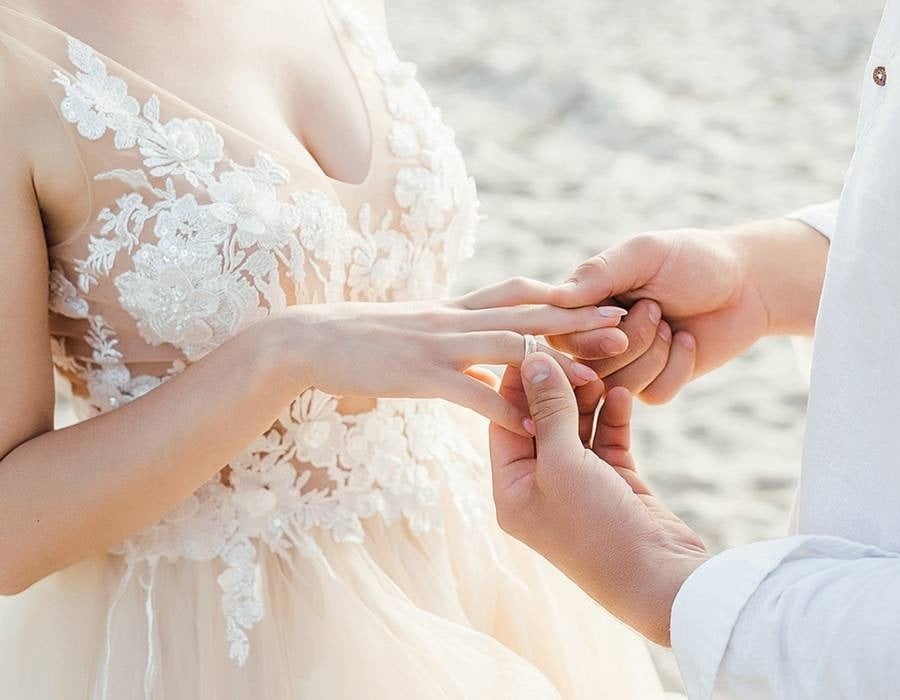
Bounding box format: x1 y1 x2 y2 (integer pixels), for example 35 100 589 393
597 306 628 318
657 322 671 341
678 332 695 350
648 302 662 324
523 358 551 384
522 418 536 436
571 363 599 382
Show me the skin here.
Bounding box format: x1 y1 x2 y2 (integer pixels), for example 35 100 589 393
0 2 633 594
547 219 830 406
490 354 708 647
490 220 830 646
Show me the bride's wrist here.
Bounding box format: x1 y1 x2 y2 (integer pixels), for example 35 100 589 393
251 314 319 394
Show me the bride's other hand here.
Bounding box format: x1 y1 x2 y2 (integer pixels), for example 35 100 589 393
273 277 626 435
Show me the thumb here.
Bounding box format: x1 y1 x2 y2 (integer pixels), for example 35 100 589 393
549 236 660 308
520 353 584 464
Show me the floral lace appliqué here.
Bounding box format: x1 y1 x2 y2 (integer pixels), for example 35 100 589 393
48 1 485 667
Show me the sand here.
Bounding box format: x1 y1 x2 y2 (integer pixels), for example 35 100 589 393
385 0 885 690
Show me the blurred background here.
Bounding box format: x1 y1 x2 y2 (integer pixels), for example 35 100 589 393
387 0 885 690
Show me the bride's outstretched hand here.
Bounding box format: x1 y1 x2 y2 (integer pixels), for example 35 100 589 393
277 277 628 435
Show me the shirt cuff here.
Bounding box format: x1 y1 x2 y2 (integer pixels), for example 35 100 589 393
669 536 818 699
784 199 839 241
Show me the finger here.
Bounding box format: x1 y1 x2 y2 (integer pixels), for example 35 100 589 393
575 378 605 445
457 277 555 309
462 303 627 335
547 235 662 308
546 326 629 360
465 365 501 390
591 386 635 470
491 365 536 464
452 332 601 387
638 331 696 405
489 365 540 527
576 375 606 414
559 299 662 370
440 371 529 436
519 353 584 464
603 320 673 395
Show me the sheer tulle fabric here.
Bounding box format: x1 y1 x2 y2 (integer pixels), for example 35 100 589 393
0 411 665 699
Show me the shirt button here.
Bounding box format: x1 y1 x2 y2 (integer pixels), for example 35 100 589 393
873 65 887 86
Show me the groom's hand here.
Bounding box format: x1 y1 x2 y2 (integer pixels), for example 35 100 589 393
489 353 708 646
546 227 773 404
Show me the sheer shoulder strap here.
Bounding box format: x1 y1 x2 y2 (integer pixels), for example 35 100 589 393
0 3 74 69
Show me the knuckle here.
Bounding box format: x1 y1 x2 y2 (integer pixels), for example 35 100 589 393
565 332 594 359
651 323 673 359
639 382 677 405
628 230 655 248
628 231 664 257
573 255 611 287
504 276 532 297
529 393 571 423
500 330 522 351
638 386 668 406
416 307 447 328
628 315 658 352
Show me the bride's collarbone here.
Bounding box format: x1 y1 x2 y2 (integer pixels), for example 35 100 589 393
26 0 375 194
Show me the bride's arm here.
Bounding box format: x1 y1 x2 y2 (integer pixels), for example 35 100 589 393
0 160 320 593
0 144 624 597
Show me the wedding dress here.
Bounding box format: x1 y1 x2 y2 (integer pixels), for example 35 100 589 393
0 2 669 697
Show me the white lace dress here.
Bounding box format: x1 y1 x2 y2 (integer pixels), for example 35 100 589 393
0 2 668 698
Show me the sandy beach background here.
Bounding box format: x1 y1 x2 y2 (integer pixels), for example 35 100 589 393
386 0 885 690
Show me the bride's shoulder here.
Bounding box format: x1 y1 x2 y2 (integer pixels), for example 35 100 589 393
0 37 89 243
0 42 36 164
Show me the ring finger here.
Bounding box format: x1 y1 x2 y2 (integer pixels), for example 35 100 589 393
452 332 601 388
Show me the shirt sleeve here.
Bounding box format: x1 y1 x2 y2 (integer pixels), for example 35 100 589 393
670 535 900 699
784 199 840 241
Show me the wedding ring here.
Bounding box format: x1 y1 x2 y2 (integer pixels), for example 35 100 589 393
523 333 538 358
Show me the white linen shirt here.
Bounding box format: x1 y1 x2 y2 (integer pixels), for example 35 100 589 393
670 2 900 697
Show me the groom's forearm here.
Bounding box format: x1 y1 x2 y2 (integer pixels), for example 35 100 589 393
729 218 829 337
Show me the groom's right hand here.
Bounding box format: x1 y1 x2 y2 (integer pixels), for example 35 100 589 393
547 223 814 404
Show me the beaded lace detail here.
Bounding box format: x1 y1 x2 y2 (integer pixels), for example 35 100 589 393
46 1 483 664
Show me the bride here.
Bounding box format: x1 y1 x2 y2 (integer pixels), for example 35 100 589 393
0 1 668 697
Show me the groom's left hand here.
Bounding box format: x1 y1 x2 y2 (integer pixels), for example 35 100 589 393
489 352 709 646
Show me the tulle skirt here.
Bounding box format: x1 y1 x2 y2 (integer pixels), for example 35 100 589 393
0 409 668 699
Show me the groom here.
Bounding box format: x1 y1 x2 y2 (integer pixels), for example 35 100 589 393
489 7 900 698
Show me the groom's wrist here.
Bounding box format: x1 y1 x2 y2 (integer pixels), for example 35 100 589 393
728 218 829 337
637 545 709 648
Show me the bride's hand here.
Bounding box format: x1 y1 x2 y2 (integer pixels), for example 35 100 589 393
278 278 628 435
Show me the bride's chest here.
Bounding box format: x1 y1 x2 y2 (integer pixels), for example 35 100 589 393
41 0 479 369
36 0 374 240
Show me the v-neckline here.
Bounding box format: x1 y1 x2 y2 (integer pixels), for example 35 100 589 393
0 0 378 191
